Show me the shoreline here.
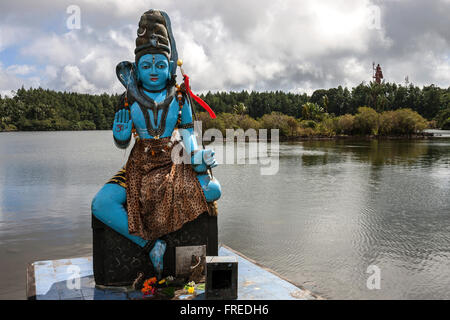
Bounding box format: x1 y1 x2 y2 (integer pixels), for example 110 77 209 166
218 131 444 142
278 132 437 142
1 129 449 142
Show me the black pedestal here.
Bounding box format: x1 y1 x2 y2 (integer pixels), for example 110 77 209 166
92 212 218 286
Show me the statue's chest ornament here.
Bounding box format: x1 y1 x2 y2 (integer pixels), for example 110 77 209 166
137 86 176 138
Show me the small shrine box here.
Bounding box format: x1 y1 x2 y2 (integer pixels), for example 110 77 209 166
205 256 238 300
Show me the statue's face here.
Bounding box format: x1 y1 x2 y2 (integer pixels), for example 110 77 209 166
137 54 170 91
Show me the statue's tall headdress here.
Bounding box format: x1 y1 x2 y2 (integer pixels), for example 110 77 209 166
116 9 216 120
134 9 178 79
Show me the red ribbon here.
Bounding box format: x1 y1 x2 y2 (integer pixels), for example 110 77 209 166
183 75 216 119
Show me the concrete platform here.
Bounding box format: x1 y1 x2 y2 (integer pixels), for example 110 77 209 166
26 245 319 300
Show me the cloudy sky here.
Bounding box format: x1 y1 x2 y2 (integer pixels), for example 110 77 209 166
0 0 449 96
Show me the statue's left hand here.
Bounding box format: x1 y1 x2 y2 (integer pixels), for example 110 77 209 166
113 109 132 142
202 149 218 168
192 149 218 173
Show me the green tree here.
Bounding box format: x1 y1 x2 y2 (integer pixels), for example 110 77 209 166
301 102 324 121
232 102 248 115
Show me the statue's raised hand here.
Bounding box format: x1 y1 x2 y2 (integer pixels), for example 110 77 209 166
113 109 132 147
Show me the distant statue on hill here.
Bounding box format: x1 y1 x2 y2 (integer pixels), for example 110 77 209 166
373 63 383 84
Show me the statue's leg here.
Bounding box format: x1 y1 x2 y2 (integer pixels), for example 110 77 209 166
91 182 167 278
91 183 147 247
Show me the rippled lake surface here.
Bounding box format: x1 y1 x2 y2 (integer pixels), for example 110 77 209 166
0 131 449 299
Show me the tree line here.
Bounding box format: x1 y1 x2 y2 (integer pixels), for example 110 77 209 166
200 82 449 130
0 87 120 131
1 82 449 132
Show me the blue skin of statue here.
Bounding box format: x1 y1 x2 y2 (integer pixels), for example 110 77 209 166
92 54 221 275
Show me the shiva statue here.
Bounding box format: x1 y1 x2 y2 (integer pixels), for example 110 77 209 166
91 9 221 279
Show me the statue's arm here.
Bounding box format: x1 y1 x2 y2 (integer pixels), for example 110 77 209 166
178 99 217 172
179 99 221 202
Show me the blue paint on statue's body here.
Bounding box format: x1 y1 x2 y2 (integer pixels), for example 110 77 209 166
92 53 221 277
130 90 179 139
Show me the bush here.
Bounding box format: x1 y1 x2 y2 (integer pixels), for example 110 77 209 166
237 115 260 132
379 111 395 135
296 127 316 137
427 120 437 129
259 112 299 137
316 118 335 136
393 109 427 134
335 114 355 135
77 120 97 130
218 113 240 130
194 108 428 138
195 112 260 136
354 107 379 135
442 118 450 130
379 109 427 135
0 123 17 131
195 112 225 134
299 120 317 129
436 108 450 129
52 118 73 130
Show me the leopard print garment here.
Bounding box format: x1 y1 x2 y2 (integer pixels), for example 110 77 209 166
125 137 209 241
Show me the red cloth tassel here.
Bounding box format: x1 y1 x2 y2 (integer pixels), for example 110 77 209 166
183 75 216 119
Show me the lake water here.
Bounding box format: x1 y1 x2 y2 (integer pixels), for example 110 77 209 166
0 130 449 299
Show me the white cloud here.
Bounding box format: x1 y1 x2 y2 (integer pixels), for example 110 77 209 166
5 64 36 76
0 63 41 96
0 25 34 52
0 0 448 94
60 65 96 93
